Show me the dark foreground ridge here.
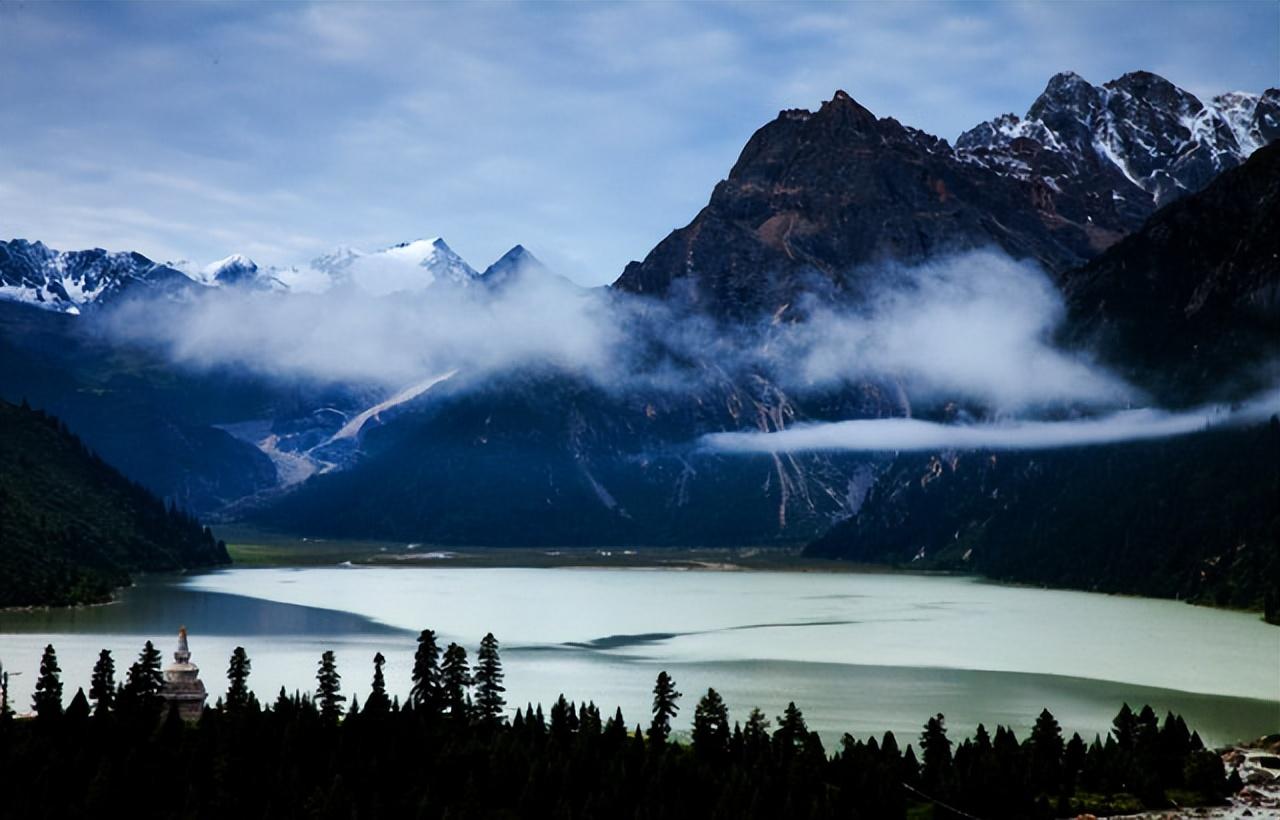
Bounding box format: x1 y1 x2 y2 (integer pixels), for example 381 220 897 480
0 631 1244 820
0 398 229 607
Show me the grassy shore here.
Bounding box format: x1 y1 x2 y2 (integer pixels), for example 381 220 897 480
218 524 904 573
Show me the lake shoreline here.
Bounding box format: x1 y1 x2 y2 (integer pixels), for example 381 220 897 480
220 527 1274 624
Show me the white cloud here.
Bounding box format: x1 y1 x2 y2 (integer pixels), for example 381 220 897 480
701 390 1280 454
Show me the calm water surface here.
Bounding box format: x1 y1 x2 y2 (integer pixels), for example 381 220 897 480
1 567 1275 746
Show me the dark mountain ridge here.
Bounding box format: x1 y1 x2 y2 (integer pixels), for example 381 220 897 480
807 143 1280 618
0 398 230 607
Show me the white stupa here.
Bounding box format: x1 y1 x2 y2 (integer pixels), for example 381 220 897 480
160 626 208 721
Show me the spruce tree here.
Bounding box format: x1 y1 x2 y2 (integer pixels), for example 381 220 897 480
226 647 252 712
920 713 953 794
89 649 115 716
1029 708 1064 795
0 668 11 720
32 644 63 719
775 701 809 752
473 633 506 724
365 652 390 715
692 688 730 758
66 688 91 722
648 670 681 745
138 640 164 692
744 707 771 750
440 642 471 718
409 629 443 712
315 650 346 723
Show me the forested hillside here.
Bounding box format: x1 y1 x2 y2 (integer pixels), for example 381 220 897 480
808 420 1280 621
0 398 229 607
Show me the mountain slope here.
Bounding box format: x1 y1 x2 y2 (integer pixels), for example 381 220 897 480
806 420 1280 620
806 145 1280 618
958 72 1277 213
612 73 1273 320
0 300 281 513
253 367 888 545
0 239 196 314
1061 140 1280 403
612 90 1101 318
0 399 230 607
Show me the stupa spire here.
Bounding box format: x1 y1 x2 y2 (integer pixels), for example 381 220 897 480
160 625 207 721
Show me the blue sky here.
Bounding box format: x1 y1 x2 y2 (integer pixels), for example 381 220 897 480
1 1 1276 285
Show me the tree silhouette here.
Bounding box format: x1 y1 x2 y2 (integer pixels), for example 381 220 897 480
365 652 390 715
32 644 62 719
692 688 730 758
473 633 506 724
440 642 471 718
315 650 345 723
89 649 115 716
409 629 443 713
226 647 251 712
920 713 953 794
648 670 681 745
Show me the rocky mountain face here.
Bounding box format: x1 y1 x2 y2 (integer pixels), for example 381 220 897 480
1061 140 1280 403
255 366 892 546
613 73 1275 320
958 72 1278 217
0 239 195 314
807 142 1280 614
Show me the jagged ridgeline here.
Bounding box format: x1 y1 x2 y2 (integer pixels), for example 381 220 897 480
0 399 229 607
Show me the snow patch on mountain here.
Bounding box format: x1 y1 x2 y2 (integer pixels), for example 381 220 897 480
957 71 1277 208
0 239 194 313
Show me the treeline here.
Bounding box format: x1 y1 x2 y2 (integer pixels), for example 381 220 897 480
0 398 230 607
0 632 1240 820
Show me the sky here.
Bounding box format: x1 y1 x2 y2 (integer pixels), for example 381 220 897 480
1 1 1276 285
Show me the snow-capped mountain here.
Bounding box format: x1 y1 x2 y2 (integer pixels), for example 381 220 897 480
265 237 481 296
0 236 513 312
0 239 194 314
957 71 1278 209
200 254 262 287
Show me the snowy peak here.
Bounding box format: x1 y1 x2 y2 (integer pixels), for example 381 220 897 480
959 70 1278 210
202 253 261 287
0 238 195 313
274 236 480 296
389 236 480 287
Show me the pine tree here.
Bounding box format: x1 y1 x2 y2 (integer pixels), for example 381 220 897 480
920 713 953 794
365 652 390 715
440 643 471 718
32 644 63 719
0 668 11 720
473 633 506 724
1029 708 1064 795
89 649 115 716
409 629 443 712
66 688 91 722
120 641 165 716
692 688 730 758
775 701 809 752
315 650 345 723
1112 703 1137 749
744 707 771 750
648 670 681 745
226 647 252 712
